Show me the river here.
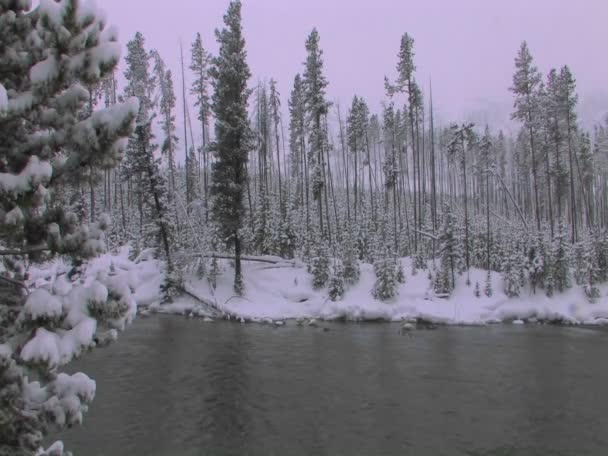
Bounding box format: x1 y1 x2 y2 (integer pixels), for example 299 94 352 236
55 317 608 455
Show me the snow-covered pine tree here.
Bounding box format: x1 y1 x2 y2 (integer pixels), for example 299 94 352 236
593 231 608 284
510 41 543 232
209 0 252 295
311 237 330 289
484 270 493 297
413 246 426 272
396 259 406 284
252 182 271 254
527 236 546 294
151 50 179 199
303 28 330 236
269 78 285 209
341 226 360 285
552 224 571 293
545 69 568 225
288 73 307 223
474 281 481 298
372 241 398 301
572 241 586 285
559 65 581 243
581 235 600 301
503 243 522 298
328 261 345 301
123 33 175 295
0 1 138 453
436 204 459 295
135 118 178 300
190 32 212 215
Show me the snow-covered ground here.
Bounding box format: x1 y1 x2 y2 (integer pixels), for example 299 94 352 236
166 257 608 325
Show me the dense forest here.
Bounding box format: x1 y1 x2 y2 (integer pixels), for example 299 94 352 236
1 1 608 454
73 5 608 300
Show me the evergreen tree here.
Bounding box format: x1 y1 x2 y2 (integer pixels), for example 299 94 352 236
288 74 307 218
510 41 543 231
311 238 330 289
593 231 608 284
302 28 330 236
341 226 360 284
545 69 568 224
209 0 252 295
559 66 580 242
151 50 179 197
123 34 175 280
135 118 176 297
190 32 212 213
485 271 493 297
0 2 138 453
527 236 546 294
436 205 459 295
396 259 406 284
503 244 522 298
572 241 586 285
552 224 571 293
372 242 398 301
328 261 345 301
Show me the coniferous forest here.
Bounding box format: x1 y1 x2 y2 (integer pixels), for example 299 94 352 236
1 1 608 455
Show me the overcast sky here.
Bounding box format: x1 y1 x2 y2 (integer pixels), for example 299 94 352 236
97 0 608 150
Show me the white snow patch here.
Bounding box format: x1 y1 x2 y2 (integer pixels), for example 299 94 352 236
21 328 61 367
174 257 608 325
30 55 59 85
0 156 52 195
24 289 63 320
38 0 64 26
5 206 24 225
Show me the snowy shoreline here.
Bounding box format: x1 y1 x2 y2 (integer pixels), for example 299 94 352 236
29 252 608 327
156 257 608 327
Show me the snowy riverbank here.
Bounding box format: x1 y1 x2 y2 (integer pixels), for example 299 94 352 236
158 257 608 326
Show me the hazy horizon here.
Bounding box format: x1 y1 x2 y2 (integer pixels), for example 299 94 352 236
96 0 608 152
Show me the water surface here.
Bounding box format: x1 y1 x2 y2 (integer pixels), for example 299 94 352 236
56 317 608 455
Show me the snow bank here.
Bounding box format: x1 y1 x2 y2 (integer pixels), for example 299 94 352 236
175 257 608 325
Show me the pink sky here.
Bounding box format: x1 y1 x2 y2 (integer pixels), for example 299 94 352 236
96 0 608 155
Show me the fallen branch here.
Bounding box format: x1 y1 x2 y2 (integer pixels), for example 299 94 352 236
413 229 439 242
181 283 240 320
192 253 303 267
491 171 529 231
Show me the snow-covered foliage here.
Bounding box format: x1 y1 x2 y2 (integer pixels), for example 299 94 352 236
0 1 139 454
1 249 162 455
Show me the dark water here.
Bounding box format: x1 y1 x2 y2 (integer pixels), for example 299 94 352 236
55 317 608 456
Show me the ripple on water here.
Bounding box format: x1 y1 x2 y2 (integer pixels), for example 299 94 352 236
54 318 608 456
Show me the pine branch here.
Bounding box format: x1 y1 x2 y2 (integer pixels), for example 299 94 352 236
0 245 49 256
0 274 29 293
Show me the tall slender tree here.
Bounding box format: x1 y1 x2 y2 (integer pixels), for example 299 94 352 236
190 32 212 219
302 28 330 237
209 0 252 294
510 41 542 231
